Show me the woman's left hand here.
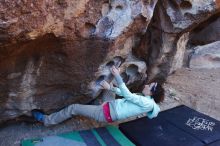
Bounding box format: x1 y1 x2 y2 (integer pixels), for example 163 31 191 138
111 66 120 76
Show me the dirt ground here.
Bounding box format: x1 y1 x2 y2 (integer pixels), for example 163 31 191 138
162 68 220 121
0 67 220 146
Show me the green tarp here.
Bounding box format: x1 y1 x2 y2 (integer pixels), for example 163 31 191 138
21 125 135 146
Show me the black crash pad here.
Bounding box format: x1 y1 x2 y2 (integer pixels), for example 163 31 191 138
205 140 220 146
119 115 203 146
160 105 220 144
119 105 220 146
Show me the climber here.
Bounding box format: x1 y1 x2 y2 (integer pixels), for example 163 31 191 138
32 66 165 126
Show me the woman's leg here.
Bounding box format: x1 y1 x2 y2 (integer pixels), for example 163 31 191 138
44 104 106 126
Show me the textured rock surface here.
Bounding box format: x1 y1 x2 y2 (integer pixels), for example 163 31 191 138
0 0 156 122
0 0 220 123
189 41 220 69
189 13 220 45
136 0 220 82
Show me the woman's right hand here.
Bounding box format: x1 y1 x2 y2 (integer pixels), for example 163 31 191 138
111 66 120 76
100 80 111 90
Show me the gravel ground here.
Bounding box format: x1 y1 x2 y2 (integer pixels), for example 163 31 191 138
0 67 220 146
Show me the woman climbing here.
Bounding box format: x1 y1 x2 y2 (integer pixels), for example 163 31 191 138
32 66 165 126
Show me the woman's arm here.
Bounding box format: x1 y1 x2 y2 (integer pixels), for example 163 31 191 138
111 66 152 107
111 86 122 96
100 80 122 96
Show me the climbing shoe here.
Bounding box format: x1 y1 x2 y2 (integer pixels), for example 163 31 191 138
31 110 45 122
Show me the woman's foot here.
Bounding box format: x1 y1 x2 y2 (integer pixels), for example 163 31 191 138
31 110 45 122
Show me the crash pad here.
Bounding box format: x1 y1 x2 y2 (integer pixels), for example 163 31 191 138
119 105 220 146
21 125 135 146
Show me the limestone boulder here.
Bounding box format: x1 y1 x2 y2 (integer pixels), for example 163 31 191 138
189 41 220 69
0 0 156 122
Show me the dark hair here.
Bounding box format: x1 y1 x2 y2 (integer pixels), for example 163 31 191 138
151 83 165 103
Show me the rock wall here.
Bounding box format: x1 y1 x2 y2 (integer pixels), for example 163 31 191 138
186 12 220 69
137 0 220 81
189 41 220 69
0 0 219 123
189 13 220 45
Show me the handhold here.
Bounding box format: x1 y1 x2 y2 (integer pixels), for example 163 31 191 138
113 56 125 68
126 64 139 77
180 1 192 9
